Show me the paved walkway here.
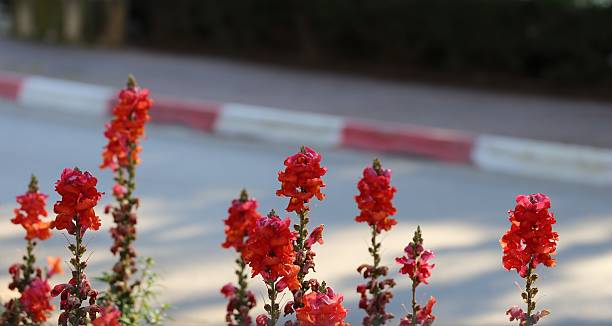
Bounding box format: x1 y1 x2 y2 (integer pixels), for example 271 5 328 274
1 38 612 148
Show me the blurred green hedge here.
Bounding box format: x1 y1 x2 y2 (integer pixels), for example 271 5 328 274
136 1 612 86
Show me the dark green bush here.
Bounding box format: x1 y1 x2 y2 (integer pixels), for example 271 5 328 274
126 1 612 86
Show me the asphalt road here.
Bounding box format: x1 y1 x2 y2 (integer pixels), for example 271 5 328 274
2 38 612 148
0 102 610 325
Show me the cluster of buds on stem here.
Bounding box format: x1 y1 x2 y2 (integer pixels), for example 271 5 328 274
276 146 328 313
49 167 120 325
100 75 152 319
396 226 436 326
220 189 261 325
355 159 397 325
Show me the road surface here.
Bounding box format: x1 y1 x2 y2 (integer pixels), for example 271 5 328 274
0 101 610 325
1 38 612 148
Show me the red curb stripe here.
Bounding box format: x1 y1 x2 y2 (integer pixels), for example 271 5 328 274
0 74 23 101
151 97 221 132
342 120 475 163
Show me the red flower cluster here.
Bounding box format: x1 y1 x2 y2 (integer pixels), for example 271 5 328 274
506 306 549 325
355 160 397 233
92 305 122 326
100 77 152 171
277 146 327 213
399 297 436 326
221 283 256 325
396 243 435 285
222 192 262 252
19 278 54 322
242 212 300 291
295 287 349 326
500 193 559 277
11 186 51 240
52 168 103 236
52 273 100 325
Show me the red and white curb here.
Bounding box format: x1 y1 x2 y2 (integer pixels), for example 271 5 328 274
1 72 612 185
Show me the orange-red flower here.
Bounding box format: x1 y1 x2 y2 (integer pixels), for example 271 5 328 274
242 212 299 291
20 278 54 322
92 305 121 326
276 146 327 213
500 193 558 277
11 189 51 240
47 256 63 278
355 160 397 233
296 287 349 326
100 78 152 171
222 191 262 252
51 168 103 236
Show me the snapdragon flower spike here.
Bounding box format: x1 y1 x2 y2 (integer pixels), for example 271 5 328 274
100 74 152 171
501 193 557 326
355 158 397 232
100 75 152 321
276 146 328 311
396 226 437 326
355 159 397 325
221 189 261 325
243 210 299 325
50 167 105 326
0 176 61 325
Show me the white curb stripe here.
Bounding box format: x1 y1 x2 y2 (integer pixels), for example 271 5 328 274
217 103 344 147
18 76 113 117
472 134 612 185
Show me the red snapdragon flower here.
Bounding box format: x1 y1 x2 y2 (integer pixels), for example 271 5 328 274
100 77 152 171
20 278 54 322
222 191 262 252
51 168 103 235
396 243 435 285
242 211 300 291
500 193 559 277
11 188 51 240
305 224 325 248
92 305 122 326
296 287 349 326
399 297 436 326
276 146 327 213
355 160 397 233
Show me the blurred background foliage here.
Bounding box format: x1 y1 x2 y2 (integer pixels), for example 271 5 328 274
3 0 612 89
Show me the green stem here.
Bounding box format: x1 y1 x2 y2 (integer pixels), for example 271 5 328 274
525 264 535 326
73 223 84 325
266 280 279 326
296 210 308 286
22 239 36 291
235 257 249 325
370 225 383 326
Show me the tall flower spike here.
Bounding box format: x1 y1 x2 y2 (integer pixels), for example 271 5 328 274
396 226 437 326
242 210 299 324
501 193 557 326
100 75 154 323
50 168 105 326
221 189 260 325
276 146 328 312
0 175 59 325
355 159 397 325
